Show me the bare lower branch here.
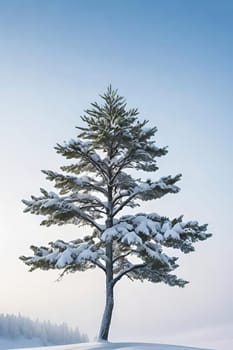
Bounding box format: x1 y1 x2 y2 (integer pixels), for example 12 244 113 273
78 205 106 215
113 252 132 264
113 263 146 286
73 207 103 231
91 260 106 273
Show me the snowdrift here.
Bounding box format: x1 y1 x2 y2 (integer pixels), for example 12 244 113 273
13 341 211 350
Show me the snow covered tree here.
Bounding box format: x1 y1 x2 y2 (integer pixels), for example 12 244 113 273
20 86 211 341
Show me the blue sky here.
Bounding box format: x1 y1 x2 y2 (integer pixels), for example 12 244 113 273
0 1 232 350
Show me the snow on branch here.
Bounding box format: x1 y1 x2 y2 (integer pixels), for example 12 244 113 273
97 211 211 285
135 174 182 200
113 174 182 216
22 189 103 231
101 213 211 253
20 238 106 274
42 170 108 196
55 139 108 180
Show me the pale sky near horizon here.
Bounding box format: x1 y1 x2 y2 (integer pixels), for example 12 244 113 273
0 1 232 350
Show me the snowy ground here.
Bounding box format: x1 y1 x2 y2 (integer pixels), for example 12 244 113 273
8 341 211 350
0 336 43 350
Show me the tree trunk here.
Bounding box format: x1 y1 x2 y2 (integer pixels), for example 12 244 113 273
98 241 114 341
98 278 114 340
99 171 114 341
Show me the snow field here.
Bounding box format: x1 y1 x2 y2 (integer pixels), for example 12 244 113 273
13 341 211 350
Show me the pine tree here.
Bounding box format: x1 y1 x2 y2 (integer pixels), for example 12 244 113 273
20 86 211 341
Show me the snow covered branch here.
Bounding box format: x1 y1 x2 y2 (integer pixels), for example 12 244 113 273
20 239 106 274
55 139 109 181
113 174 182 216
42 170 108 196
101 213 211 254
22 189 103 231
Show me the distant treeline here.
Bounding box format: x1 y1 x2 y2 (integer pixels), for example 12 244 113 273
0 313 88 345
